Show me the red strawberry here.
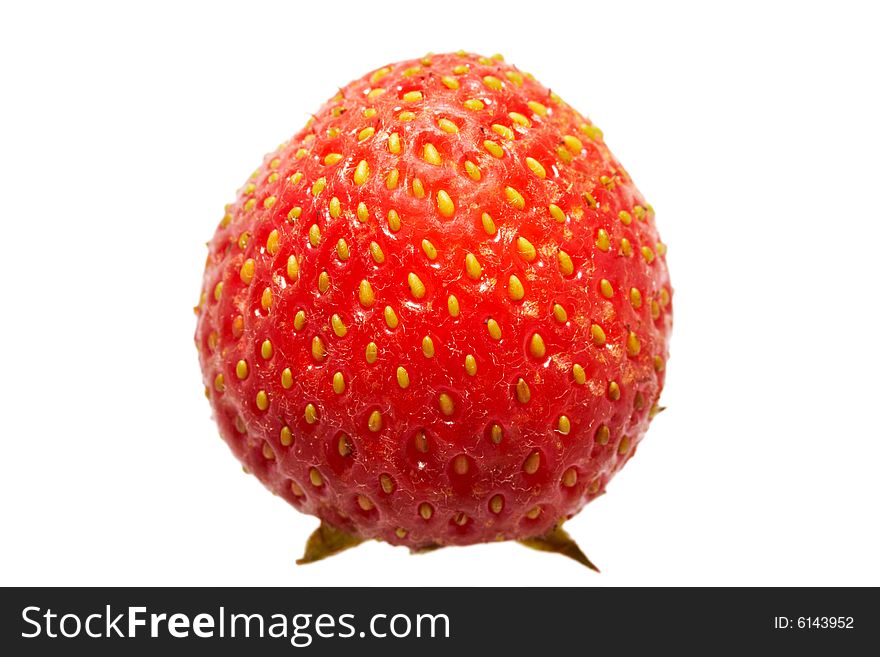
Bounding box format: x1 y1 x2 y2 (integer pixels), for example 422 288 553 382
195 51 671 567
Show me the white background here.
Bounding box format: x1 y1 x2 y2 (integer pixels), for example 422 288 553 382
1 0 878 587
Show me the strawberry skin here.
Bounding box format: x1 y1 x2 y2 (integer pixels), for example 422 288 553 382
195 52 671 553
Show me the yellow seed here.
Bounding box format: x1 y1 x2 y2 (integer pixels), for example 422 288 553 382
633 205 646 220
558 250 574 276
403 90 423 102
282 255 298 284
309 467 323 487
492 123 514 140
421 239 437 260
288 206 302 221
213 373 225 392
358 126 375 142
235 359 249 380
600 174 614 189
591 324 606 345
281 367 293 389
267 172 278 184
213 281 223 301
437 190 455 217
618 210 632 225
408 272 426 299
438 393 454 416
508 274 525 301
527 100 548 116
509 111 530 127
453 63 469 74
596 425 611 445
516 236 537 261
280 426 293 446
263 196 276 209
385 168 399 190
463 99 485 111
557 415 572 435
447 294 460 317
630 288 642 308
380 132 399 157
422 336 435 358
465 354 477 376
380 474 395 494
317 271 330 293
330 314 347 337
266 229 280 255
311 177 326 196
563 135 583 153
572 363 586 385
627 331 641 357
289 170 304 185
311 336 326 362
336 238 349 262
620 238 632 256
600 279 614 298
483 75 503 90
529 333 546 358
259 339 272 360
237 232 250 250
557 146 572 163
641 246 655 263
323 153 343 166
370 66 391 84
660 288 670 306
308 224 320 247
654 355 665 371
240 259 255 285
526 507 542 520
293 310 306 330
255 390 269 411
243 198 256 212
441 75 459 90
269 157 281 169
552 303 568 323
358 280 375 307
465 160 481 181
261 287 273 310
365 342 378 364
394 527 407 538
465 252 482 279
356 202 369 223
367 88 386 100
438 118 458 133
505 70 523 86
398 110 416 122
422 143 442 165
262 442 275 460
384 306 399 329
387 209 401 232
523 450 540 474
525 157 546 178
368 410 383 432
412 177 425 198
369 242 385 264
480 212 496 235
489 424 503 445
608 381 621 401
516 378 531 403
562 468 577 487
489 495 504 514
396 366 410 389
595 228 611 252
207 331 218 350
352 159 370 186
452 455 470 476
483 140 504 158
419 503 433 520
618 435 631 455
487 318 501 340
332 371 345 394
657 242 667 257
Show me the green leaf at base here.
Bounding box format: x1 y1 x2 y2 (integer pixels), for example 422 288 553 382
296 521 365 565
518 523 600 571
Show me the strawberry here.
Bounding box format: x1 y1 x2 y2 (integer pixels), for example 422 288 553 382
195 51 671 567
